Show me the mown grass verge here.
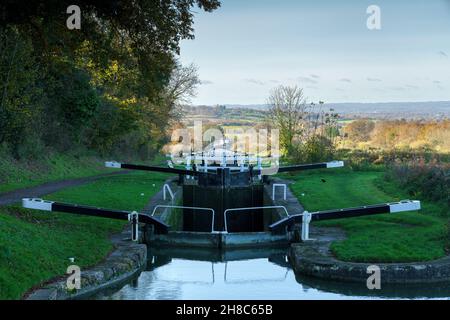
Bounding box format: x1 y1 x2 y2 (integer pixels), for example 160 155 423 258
285 168 449 263
0 153 115 193
0 170 170 299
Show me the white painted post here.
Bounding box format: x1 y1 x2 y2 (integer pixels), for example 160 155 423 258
257 157 262 179
222 151 226 167
272 183 287 201
301 211 312 241
186 155 192 179
128 211 139 242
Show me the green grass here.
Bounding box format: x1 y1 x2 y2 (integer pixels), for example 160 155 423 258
0 153 115 193
285 168 449 263
0 170 170 299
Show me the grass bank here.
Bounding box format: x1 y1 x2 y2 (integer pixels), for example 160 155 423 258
286 168 449 263
0 152 115 194
0 170 170 299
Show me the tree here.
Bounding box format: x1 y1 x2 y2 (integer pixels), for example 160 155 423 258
42 64 100 149
165 62 201 122
267 85 309 154
0 26 44 157
0 1 220 159
0 0 220 98
266 85 340 162
344 119 375 143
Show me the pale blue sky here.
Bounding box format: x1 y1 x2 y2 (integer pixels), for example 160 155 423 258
178 0 450 105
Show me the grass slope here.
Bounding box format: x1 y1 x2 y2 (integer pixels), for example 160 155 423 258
286 168 448 263
0 153 115 193
0 171 170 299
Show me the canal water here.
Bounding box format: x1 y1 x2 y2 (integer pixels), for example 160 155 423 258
93 247 450 300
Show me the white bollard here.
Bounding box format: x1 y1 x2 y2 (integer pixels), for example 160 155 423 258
301 211 312 241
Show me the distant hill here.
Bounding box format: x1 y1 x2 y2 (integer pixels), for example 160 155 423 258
220 101 450 120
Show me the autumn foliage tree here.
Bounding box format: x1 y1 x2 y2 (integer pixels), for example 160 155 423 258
0 1 220 159
342 119 450 152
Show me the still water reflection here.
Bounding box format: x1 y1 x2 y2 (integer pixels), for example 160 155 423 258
93 247 450 300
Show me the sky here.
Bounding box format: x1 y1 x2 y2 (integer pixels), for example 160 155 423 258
178 0 450 105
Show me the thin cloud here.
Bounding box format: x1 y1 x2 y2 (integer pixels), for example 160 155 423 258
340 78 352 83
296 76 318 84
310 74 320 79
201 80 214 85
438 51 448 58
433 80 442 84
367 77 382 82
405 85 419 89
244 78 266 85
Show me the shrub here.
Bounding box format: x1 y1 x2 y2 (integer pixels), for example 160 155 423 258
287 135 335 164
340 148 448 171
385 160 450 207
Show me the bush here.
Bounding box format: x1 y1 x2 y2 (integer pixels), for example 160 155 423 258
0 27 44 158
14 133 45 160
385 160 450 206
339 148 448 171
42 63 100 151
339 149 382 171
287 135 335 164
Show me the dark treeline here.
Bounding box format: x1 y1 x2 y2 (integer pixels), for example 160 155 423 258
0 0 220 160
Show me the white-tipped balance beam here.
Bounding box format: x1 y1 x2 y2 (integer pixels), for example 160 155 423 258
389 200 421 213
105 161 122 168
22 198 54 211
326 161 344 168
270 199 422 235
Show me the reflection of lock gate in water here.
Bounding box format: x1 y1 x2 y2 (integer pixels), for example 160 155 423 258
223 262 290 284
97 247 450 300
147 250 291 285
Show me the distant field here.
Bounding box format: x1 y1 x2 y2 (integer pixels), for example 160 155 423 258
182 106 267 127
188 101 450 121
